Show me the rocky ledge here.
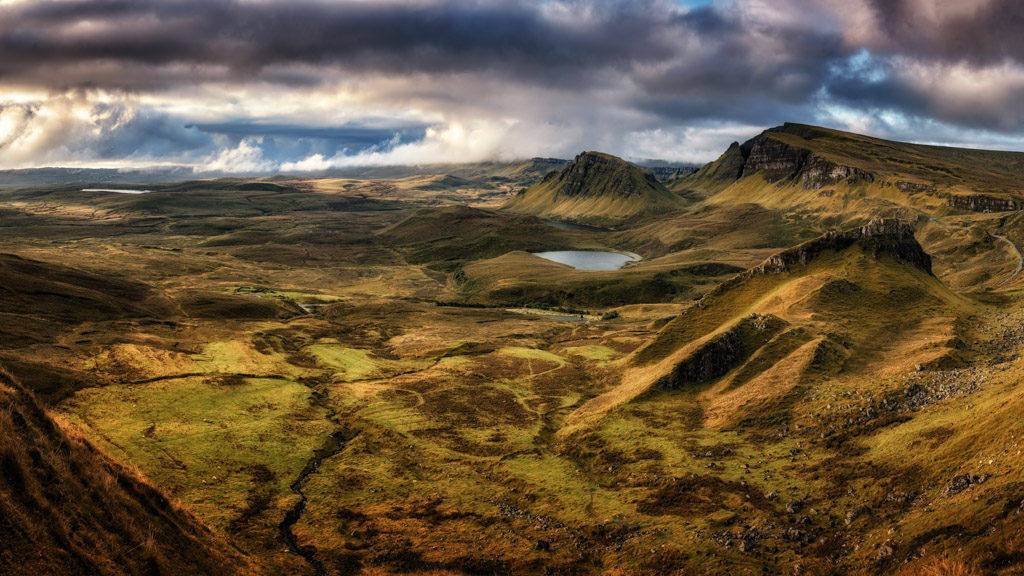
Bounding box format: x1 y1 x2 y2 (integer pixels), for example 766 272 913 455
946 194 1018 213
733 133 873 189
757 218 932 275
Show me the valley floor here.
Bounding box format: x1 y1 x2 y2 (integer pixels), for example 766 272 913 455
0 175 1023 575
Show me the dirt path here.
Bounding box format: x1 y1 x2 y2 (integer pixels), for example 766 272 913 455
994 234 1023 287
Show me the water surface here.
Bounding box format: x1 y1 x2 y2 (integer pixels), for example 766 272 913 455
81 188 151 194
533 250 640 271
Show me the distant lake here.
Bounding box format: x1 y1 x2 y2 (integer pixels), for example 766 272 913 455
533 250 640 271
81 189 151 194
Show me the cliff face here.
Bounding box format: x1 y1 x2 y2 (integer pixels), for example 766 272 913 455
740 137 810 182
946 194 1018 213
704 126 874 190
800 155 874 190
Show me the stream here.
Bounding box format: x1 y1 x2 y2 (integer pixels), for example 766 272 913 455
278 386 349 575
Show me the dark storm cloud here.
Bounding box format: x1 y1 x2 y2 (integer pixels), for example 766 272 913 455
0 0 848 106
859 0 1024 64
0 0 680 90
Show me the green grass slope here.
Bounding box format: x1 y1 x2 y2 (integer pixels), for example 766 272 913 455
565 219 966 431
378 205 606 270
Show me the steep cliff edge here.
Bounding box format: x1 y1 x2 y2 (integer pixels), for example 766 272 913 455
755 218 931 275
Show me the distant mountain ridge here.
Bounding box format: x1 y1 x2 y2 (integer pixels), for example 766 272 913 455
675 122 1024 214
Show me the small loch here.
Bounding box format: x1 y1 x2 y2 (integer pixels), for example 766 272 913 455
533 250 640 271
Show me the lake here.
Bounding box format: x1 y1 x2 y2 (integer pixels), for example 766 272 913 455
533 250 641 271
81 189 152 194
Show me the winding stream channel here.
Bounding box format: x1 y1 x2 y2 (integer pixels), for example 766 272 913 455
278 387 350 575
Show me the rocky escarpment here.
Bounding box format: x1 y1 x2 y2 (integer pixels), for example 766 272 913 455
740 137 811 182
945 194 1018 213
684 219 933 314
800 155 874 190
702 125 873 190
555 152 662 199
757 218 932 275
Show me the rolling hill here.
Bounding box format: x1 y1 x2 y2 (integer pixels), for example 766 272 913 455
566 218 963 429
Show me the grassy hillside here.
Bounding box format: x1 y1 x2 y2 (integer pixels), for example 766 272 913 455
378 205 608 270
503 151 686 224
566 219 964 430
7 130 1024 574
0 368 253 576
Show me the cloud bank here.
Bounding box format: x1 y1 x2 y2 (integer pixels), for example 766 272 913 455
1 0 1024 171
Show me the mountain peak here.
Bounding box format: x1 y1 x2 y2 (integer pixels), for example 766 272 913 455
503 150 685 223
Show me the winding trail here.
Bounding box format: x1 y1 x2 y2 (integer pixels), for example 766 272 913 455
994 234 1023 287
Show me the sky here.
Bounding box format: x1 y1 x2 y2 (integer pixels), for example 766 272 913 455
1 0 1024 172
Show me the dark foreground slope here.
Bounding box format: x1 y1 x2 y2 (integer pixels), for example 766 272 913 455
0 368 251 576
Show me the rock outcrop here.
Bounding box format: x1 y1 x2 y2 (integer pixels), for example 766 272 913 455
945 194 1017 213
895 181 937 194
660 314 787 389
757 218 932 275
800 155 874 190
942 472 989 497
741 137 810 182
